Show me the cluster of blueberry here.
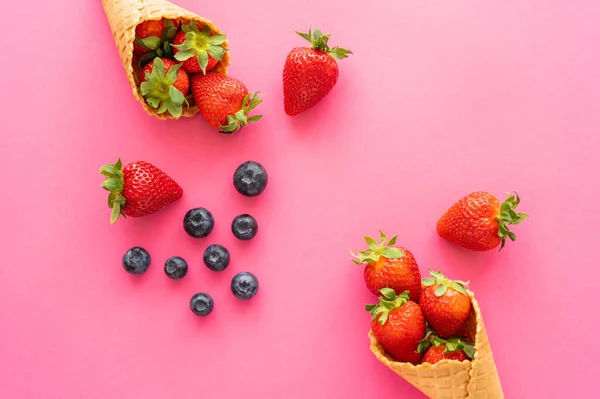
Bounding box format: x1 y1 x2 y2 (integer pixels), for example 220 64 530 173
120 161 268 317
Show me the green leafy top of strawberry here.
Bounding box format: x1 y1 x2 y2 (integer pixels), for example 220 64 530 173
140 58 187 117
351 231 404 264
220 92 263 134
422 269 470 297
417 330 475 358
365 289 410 325
296 27 353 60
135 20 178 66
172 21 227 74
497 191 528 250
100 158 127 224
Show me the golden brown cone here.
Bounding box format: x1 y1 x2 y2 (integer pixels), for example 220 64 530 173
100 0 230 119
369 290 504 399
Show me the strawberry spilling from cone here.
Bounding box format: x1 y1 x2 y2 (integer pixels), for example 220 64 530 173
353 231 505 398
100 0 262 133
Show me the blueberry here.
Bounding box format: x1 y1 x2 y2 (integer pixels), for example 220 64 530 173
203 244 230 272
164 256 188 279
183 208 214 238
190 293 214 316
231 272 259 300
122 247 151 274
233 161 268 197
231 214 258 240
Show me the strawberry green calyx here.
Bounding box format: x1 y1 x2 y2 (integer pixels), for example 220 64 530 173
99 158 127 224
351 230 403 264
219 92 263 134
140 58 186 117
497 191 528 250
172 21 227 74
422 269 470 297
417 330 475 358
296 27 353 60
365 289 410 325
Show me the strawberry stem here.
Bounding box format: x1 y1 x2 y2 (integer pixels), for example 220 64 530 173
417 330 475 358
219 92 263 134
365 289 410 325
497 191 528 250
422 269 469 297
296 27 352 59
99 158 127 224
172 21 227 74
350 231 403 264
140 58 187 117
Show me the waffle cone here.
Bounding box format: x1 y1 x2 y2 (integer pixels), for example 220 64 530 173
100 0 230 119
369 290 504 399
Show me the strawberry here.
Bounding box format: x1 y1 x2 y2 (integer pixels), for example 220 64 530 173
100 158 183 224
140 58 189 117
133 19 178 62
172 21 227 74
351 231 422 301
283 27 352 116
191 73 262 133
420 270 472 338
437 191 528 251
366 289 426 364
417 331 475 364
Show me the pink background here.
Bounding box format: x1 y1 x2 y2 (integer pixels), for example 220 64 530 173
1 0 599 398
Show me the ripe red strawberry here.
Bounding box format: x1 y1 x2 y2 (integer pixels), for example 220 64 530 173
420 270 472 338
100 158 183 224
172 21 227 74
437 191 528 251
133 19 178 59
417 331 475 364
283 27 352 116
366 289 426 364
140 58 189 117
191 73 262 134
351 231 422 301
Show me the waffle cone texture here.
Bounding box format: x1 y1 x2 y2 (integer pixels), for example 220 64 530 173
101 0 230 119
369 290 504 399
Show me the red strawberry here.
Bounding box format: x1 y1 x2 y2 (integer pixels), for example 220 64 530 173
191 73 262 133
366 289 426 364
100 158 183 224
420 270 472 338
172 21 226 74
140 58 189 117
283 27 352 116
437 191 528 251
133 19 164 55
133 19 178 58
417 331 475 364
351 231 422 301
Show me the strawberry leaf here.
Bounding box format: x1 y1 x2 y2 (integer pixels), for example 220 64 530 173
171 21 227 72
366 290 409 326
365 236 378 250
140 58 186 118
350 231 404 264
218 92 263 134
422 277 436 286
387 234 398 246
435 285 448 297
496 191 528 250
100 160 127 224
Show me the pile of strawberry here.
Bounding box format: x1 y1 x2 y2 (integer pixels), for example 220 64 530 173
353 192 528 365
132 18 261 133
354 232 475 365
